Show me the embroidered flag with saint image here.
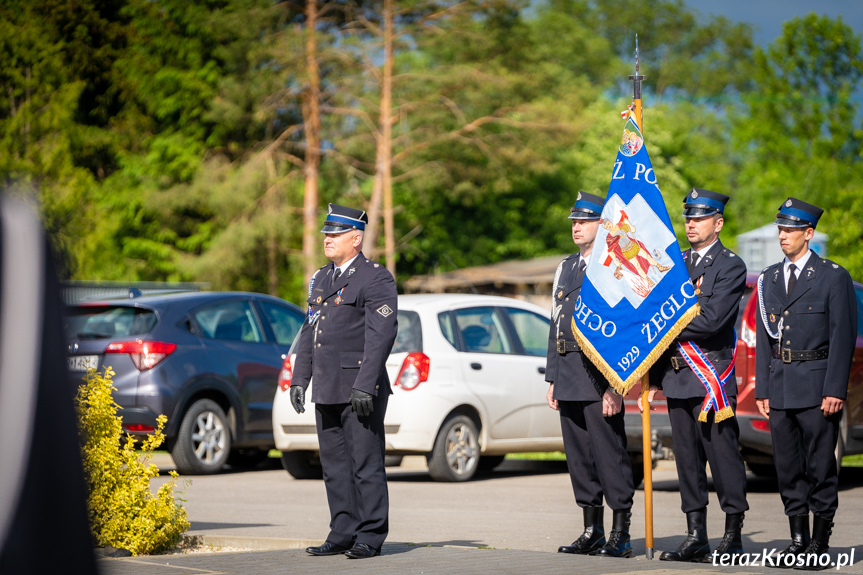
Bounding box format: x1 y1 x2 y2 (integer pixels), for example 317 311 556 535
572 112 699 394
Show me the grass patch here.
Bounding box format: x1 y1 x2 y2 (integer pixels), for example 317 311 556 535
505 452 566 461
842 454 863 467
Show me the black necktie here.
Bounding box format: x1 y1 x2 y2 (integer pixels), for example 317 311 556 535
578 259 587 274
688 251 700 273
331 267 342 288
787 263 797 297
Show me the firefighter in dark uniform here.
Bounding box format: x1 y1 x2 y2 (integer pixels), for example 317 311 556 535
289 204 398 560
755 198 856 570
644 189 749 563
546 191 635 559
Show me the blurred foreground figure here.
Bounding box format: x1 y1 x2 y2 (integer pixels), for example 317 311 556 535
0 194 98 574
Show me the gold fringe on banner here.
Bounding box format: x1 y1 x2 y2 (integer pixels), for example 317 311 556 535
572 303 701 396
699 405 734 423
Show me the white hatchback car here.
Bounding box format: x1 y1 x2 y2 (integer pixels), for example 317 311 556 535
272 293 565 482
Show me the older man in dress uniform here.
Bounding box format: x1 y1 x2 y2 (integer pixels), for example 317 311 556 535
755 198 856 570
546 191 635 559
290 204 398 560
644 189 749 563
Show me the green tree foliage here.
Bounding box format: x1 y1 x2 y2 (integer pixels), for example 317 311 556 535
2 1 862 300
731 14 863 274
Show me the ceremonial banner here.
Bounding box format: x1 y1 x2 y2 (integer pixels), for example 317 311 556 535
573 113 699 394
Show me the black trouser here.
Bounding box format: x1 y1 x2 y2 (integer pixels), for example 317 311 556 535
559 400 634 511
316 393 389 550
667 396 748 514
769 406 841 519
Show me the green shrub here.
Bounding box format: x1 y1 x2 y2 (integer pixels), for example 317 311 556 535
75 367 190 555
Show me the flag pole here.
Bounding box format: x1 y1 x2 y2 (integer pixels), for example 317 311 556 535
629 34 654 561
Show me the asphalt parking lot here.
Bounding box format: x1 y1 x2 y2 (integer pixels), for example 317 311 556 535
98 455 863 574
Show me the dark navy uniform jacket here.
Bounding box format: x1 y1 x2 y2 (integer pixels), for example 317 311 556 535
292 253 398 405
545 253 608 401
651 240 746 399
755 252 856 409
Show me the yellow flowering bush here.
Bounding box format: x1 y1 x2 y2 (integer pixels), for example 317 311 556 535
75 367 190 555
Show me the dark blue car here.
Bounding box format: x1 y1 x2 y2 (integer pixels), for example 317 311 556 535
65 291 304 474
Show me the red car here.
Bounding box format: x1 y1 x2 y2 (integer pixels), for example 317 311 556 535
624 272 863 477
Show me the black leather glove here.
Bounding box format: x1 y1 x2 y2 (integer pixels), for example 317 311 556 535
349 388 374 417
290 385 305 414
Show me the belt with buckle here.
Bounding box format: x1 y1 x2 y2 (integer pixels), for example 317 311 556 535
669 348 734 371
772 345 829 363
557 339 580 354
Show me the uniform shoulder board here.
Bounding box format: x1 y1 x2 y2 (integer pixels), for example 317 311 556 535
720 248 737 258
820 259 839 269
311 265 327 279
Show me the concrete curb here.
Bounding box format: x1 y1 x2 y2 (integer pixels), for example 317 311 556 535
187 535 494 552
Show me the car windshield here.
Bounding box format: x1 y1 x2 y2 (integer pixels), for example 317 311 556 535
65 305 158 340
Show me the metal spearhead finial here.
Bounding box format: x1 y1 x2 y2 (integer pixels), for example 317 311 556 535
629 33 645 99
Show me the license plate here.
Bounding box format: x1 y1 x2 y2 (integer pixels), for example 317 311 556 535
68 355 99 372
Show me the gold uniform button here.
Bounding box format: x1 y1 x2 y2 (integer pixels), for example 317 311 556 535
786 341 791 345
784 311 789 316
323 302 328 306
358 360 362 365
316 343 321 348
565 297 570 301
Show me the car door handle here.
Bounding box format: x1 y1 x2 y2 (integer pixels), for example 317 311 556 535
537 366 546 374
470 362 482 370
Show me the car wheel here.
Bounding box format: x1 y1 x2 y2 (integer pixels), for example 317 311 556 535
477 455 506 472
280 451 323 480
171 399 231 475
427 414 480 482
227 447 269 469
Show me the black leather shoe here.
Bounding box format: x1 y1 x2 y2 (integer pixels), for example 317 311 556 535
345 543 379 559
558 506 605 554
594 510 633 558
795 516 833 571
774 514 810 568
701 512 744 563
305 541 352 556
660 508 710 562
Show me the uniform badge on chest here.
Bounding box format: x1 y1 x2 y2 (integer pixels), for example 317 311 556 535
695 275 703 295
334 287 345 305
769 313 777 323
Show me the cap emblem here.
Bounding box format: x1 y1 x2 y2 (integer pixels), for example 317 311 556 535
577 192 582 201
786 199 793 208
691 190 698 199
